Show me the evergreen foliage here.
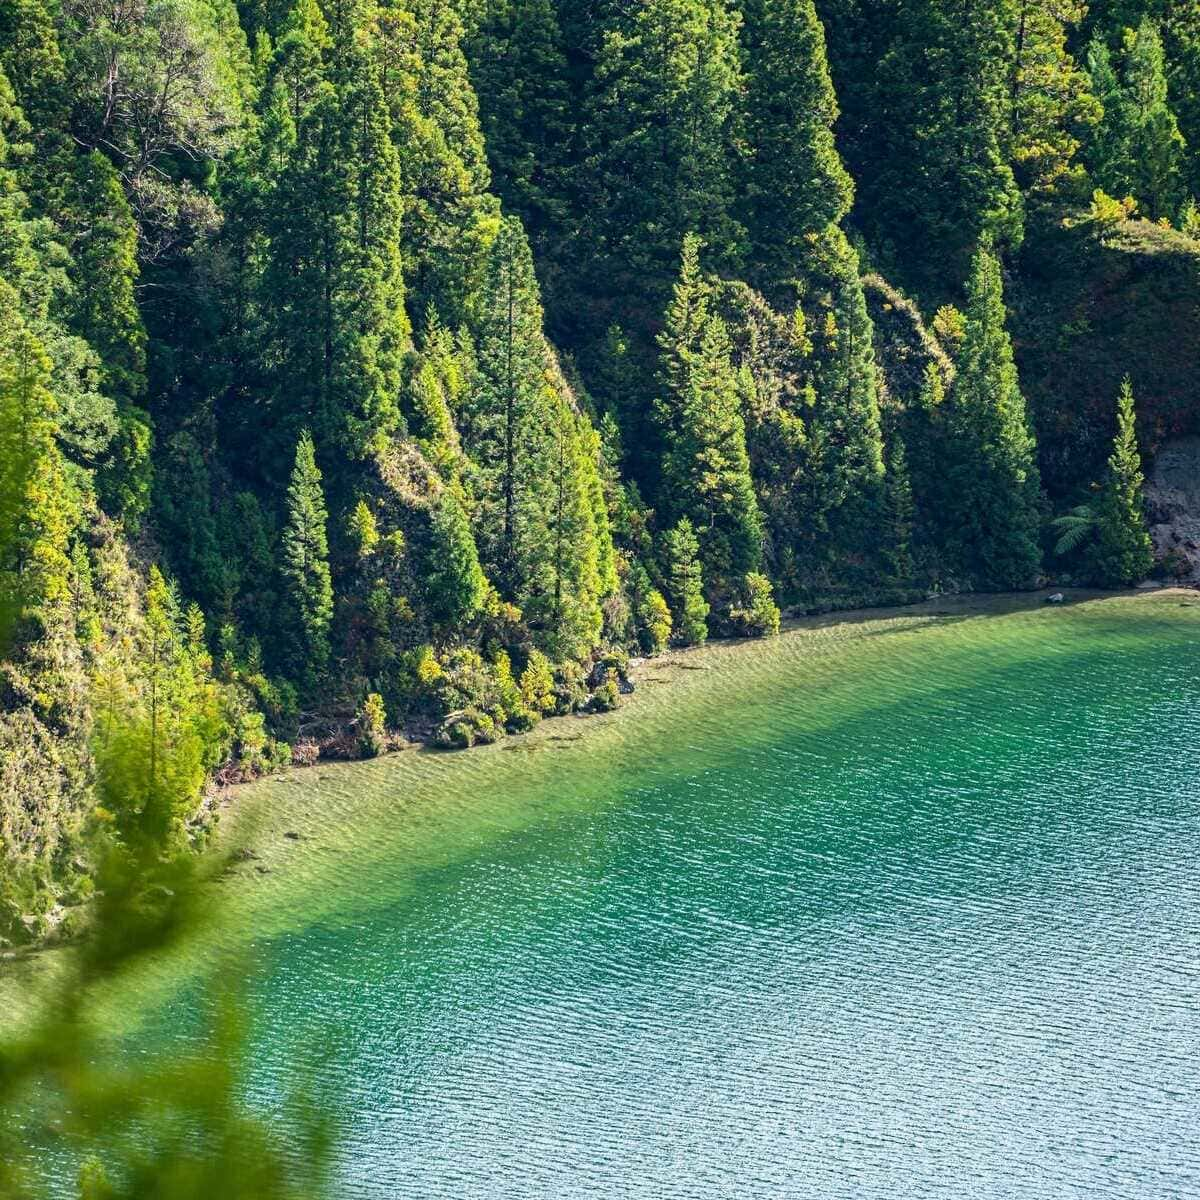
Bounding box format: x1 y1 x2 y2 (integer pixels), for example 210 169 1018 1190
738 0 852 300
655 236 763 598
575 0 744 319
1005 0 1098 194
467 215 554 599
465 0 571 252
941 248 1043 590
5 0 1195 958
1086 20 1187 218
280 431 333 684
1054 377 1154 586
819 0 1024 301
262 15 409 474
1093 377 1155 586
662 518 709 646
376 0 499 322
423 489 487 630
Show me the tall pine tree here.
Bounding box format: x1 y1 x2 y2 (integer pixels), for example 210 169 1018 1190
820 0 1024 301
1090 377 1154 586
655 236 763 597
942 247 1043 589
1005 0 1099 193
374 0 499 322
280 430 334 682
661 518 709 645
576 0 743 324
464 0 572 255
1086 20 1187 218
262 1 408 486
738 0 852 300
466 215 552 601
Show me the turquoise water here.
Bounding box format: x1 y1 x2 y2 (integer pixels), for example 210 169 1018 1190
69 598 1200 1195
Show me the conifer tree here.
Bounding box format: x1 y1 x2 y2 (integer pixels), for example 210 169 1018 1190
1085 32 1129 188
582 419 620 602
52 150 152 523
280 430 333 681
802 230 886 568
465 0 572 252
423 489 487 630
1005 0 1099 192
662 518 709 646
93 568 223 854
59 154 146 405
405 311 473 488
262 8 408 480
942 247 1043 590
656 236 763 594
466 217 614 652
274 0 330 121
467 216 552 600
0 301 73 655
1090 377 1154 586
532 398 605 658
374 0 500 321
0 0 66 138
1162 1 1200 199
578 0 743 314
1086 20 1187 218
153 433 232 619
830 0 1024 300
738 0 852 300
588 324 643 464
1123 19 1187 217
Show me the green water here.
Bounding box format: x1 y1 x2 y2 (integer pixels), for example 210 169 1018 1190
42 594 1200 1196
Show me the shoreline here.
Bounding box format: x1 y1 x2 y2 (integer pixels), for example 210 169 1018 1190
228 583 1182 777
214 583 1177 807
2 585 1191 997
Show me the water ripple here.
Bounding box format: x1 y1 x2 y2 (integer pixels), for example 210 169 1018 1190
89 595 1200 1198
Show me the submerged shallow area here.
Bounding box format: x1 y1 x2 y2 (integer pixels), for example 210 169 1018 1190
16 591 1200 1197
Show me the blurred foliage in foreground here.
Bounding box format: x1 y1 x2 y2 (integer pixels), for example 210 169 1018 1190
0 850 332 1200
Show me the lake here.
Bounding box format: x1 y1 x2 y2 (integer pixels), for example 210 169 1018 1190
27 592 1200 1198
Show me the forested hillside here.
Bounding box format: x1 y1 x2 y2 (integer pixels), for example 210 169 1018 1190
0 0 1186 943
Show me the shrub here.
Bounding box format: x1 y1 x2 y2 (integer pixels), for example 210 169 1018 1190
434 707 501 750
414 644 443 686
519 649 556 714
640 588 672 655
506 706 538 733
357 692 387 758
226 708 291 780
551 659 589 715
437 648 503 719
728 573 781 638
492 651 537 730
931 304 966 353
1064 189 1138 231
348 500 379 557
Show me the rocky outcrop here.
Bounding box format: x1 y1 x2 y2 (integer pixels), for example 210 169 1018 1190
1146 437 1200 581
1014 215 1200 501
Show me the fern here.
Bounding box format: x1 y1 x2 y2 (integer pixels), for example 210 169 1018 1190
1052 505 1098 556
